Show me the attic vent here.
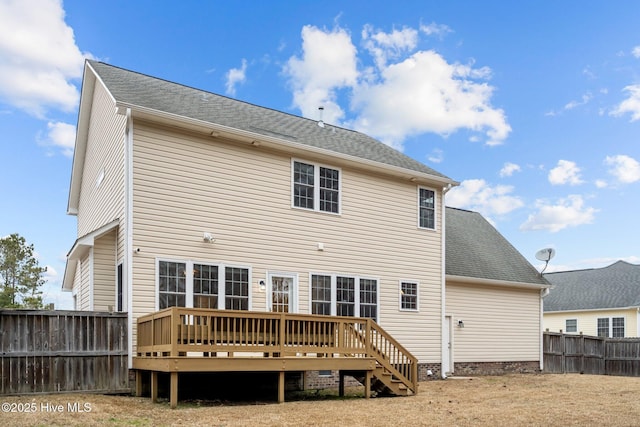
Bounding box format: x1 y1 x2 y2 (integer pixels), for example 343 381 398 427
317 106 325 128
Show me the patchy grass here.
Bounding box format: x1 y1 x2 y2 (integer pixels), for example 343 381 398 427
3 374 640 426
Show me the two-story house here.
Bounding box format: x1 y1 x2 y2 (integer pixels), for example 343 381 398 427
63 60 548 405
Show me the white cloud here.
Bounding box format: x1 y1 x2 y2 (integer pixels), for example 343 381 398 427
520 195 597 233
427 148 444 163
595 179 608 188
632 46 640 58
445 179 524 218
548 160 584 186
283 24 511 150
604 154 640 184
499 162 521 177
40 121 75 157
284 25 358 124
0 0 91 117
564 92 592 110
610 84 640 121
419 22 452 38
225 59 248 96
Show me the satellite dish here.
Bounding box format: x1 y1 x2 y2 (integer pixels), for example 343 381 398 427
535 248 556 274
535 248 556 262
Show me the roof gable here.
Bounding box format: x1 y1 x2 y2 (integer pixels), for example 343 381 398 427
543 261 640 311
445 207 547 286
85 60 454 182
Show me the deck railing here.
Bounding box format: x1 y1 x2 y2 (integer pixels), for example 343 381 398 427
136 307 417 392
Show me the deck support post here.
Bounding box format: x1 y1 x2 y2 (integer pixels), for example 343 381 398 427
278 371 285 403
150 371 158 403
338 371 345 397
170 372 178 409
135 370 143 397
364 370 372 399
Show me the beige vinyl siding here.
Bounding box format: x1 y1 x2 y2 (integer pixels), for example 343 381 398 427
76 81 126 238
130 121 444 362
447 281 541 362
78 253 92 311
93 229 116 311
544 309 639 337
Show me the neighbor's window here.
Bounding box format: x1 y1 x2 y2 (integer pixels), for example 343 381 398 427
293 160 340 213
419 188 435 229
597 318 609 337
159 261 186 309
612 317 625 338
565 319 577 333
400 281 418 311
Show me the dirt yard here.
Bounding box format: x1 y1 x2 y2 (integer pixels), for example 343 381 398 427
2 374 639 426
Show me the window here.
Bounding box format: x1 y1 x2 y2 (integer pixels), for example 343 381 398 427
157 260 249 310
193 264 218 308
565 319 577 333
597 317 625 338
418 188 435 229
613 317 625 338
159 261 186 309
293 160 340 213
400 281 418 311
310 274 378 320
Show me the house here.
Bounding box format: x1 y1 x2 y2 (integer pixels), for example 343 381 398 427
543 261 640 337
62 60 546 405
444 207 550 375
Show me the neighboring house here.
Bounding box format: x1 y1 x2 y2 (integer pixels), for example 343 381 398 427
62 60 547 389
543 261 640 337
444 207 550 375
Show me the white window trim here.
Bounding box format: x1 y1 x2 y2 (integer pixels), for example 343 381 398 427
291 158 342 215
308 273 380 321
565 318 578 333
155 258 252 311
596 316 626 338
417 186 437 230
265 271 299 313
399 280 420 312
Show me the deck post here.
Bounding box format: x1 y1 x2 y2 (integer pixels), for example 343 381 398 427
170 372 178 409
135 370 143 397
338 371 345 397
150 371 158 403
278 371 285 403
364 370 372 399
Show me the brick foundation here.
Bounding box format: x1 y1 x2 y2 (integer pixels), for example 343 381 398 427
452 361 540 376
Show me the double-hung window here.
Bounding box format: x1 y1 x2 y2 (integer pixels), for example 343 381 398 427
418 187 436 229
310 274 378 321
597 317 625 338
565 319 577 333
293 160 340 214
158 260 249 310
400 281 419 311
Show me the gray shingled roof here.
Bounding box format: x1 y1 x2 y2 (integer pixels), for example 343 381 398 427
445 207 547 285
543 261 640 311
88 60 452 181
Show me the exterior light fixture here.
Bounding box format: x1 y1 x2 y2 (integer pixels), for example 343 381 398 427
458 320 464 328
203 232 215 243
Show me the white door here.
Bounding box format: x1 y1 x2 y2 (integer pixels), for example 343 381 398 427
443 315 453 376
267 273 297 313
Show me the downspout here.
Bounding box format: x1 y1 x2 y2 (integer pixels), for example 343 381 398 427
441 183 452 379
539 287 550 370
125 108 134 369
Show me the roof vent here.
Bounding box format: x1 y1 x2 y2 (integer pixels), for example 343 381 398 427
317 106 325 128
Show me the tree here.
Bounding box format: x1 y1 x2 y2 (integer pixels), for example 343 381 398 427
0 233 46 308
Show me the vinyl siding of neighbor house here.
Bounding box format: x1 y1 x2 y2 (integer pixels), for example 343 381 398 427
76 81 126 250
544 309 639 337
129 120 444 363
446 281 541 362
77 253 92 311
92 229 117 311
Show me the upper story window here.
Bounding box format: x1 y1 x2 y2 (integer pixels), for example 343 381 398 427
418 187 436 229
293 160 340 214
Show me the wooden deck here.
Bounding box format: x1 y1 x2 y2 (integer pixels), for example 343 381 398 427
133 308 418 407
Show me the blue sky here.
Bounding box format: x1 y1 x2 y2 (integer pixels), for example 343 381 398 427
1 0 639 309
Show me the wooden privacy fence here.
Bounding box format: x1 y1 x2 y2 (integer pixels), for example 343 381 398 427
543 332 640 376
0 310 129 395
